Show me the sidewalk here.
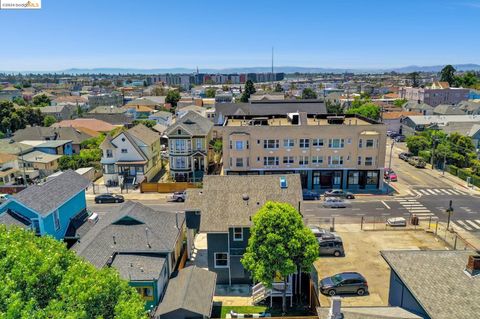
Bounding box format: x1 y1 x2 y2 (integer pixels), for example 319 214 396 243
85 191 170 201
430 167 480 196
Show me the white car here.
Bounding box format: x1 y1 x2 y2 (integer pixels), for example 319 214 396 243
386 217 407 227
0 194 9 204
322 197 348 208
171 191 186 202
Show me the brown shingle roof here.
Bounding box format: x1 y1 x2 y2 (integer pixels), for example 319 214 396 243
127 124 159 146
382 111 422 120
52 119 116 133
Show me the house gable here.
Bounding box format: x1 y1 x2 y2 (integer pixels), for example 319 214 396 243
111 132 146 161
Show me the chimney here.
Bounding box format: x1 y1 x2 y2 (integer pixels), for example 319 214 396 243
328 296 342 319
466 255 480 276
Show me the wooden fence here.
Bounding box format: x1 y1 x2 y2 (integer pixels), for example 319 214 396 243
140 181 201 193
0 185 26 194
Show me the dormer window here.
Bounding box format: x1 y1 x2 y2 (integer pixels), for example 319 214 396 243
177 129 181 135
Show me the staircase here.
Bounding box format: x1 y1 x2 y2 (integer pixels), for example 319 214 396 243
252 279 293 304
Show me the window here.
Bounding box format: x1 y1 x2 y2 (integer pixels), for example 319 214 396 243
233 227 243 241
106 149 113 158
365 157 374 166
357 156 362 165
229 140 233 149
328 155 344 165
299 138 310 149
312 156 323 164
328 139 344 149
214 252 229 268
263 157 279 166
136 287 154 301
283 139 294 148
236 158 244 167
121 149 128 153
173 157 188 169
367 171 379 185
103 164 115 174
299 156 309 165
358 139 363 148
348 171 359 185
31 219 40 235
53 210 60 231
366 139 374 148
283 156 294 164
196 139 203 150
263 139 279 149
312 139 324 147
235 141 244 150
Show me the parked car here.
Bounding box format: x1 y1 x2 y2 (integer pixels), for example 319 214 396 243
386 130 395 137
171 191 186 202
408 156 426 168
398 152 412 161
324 189 355 199
0 194 10 204
303 190 321 200
94 193 125 204
386 217 407 227
309 226 336 239
394 135 406 142
322 197 348 208
318 237 344 257
384 169 397 182
320 272 368 296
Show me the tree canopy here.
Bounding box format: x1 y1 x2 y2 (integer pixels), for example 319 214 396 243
0 101 44 135
0 226 146 319
32 94 51 107
43 115 57 127
241 202 318 313
165 90 181 108
345 103 381 120
301 88 317 100
205 87 216 98
240 80 256 102
440 65 456 87
409 72 420 87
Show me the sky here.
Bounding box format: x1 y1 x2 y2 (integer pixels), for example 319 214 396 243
1 0 479 71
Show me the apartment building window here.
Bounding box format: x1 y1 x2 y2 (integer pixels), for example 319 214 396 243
348 171 359 185
299 156 309 165
357 156 362 165
236 158 244 167
263 139 279 149
366 139 374 148
358 139 363 148
312 156 323 164
106 149 113 158
312 139 324 147
365 157 374 166
328 139 344 149
121 149 128 153
233 227 243 241
264 157 279 166
283 156 294 164
299 138 310 149
283 139 294 148
229 140 232 149
367 171 379 185
328 155 344 165
214 252 229 268
235 141 245 150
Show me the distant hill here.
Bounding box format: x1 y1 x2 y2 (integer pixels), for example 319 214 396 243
3 64 480 75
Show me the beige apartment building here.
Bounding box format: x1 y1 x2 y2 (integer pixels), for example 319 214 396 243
221 113 387 191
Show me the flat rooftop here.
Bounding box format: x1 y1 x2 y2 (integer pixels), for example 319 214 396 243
225 114 376 127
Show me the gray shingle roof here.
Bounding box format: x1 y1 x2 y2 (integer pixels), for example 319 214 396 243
406 115 480 126
83 113 133 125
127 124 159 146
381 250 480 319
403 101 434 111
12 170 90 216
185 174 302 232
12 126 94 145
73 201 184 268
155 266 216 317
433 104 465 115
166 111 213 136
110 253 166 281
316 307 421 319
0 210 31 228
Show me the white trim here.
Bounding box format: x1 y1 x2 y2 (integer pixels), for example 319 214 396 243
233 227 243 241
214 252 229 268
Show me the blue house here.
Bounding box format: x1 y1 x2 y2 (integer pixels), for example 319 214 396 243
34 140 73 155
0 170 90 240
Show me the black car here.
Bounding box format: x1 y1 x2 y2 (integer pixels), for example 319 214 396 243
95 193 125 204
324 189 355 199
394 135 406 142
320 272 368 296
303 190 321 200
398 152 412 161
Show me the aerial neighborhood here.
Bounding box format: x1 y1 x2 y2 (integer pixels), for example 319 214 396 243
1 2 480 319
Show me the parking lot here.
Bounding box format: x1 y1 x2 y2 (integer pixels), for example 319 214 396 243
313 224 449 307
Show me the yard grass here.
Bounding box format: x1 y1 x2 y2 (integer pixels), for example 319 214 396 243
217 306 267 318
212 304 314 318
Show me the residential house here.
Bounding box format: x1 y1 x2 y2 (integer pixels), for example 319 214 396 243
0 153 20 185
88 93 124 108
84 113 134 126
0 86 21 101
432 104 465 115
249 92 286 101
165 111 213 182
402 115 480 136
221 113 387 191
100 124 161 186
458 100 480 115
402 101 434 115
20 140 73 155
154 266 217 319
399 84 469 107
382 111 421 134
20 151 62 176
176 104 208 119
148 110 174 126
88 105 127 114
72 201 186 310
123 104 156 119
185 174 302 285
53 118 116 133
0 170 90 240
39 103 77 121
381 250 480 319
51 95 88 107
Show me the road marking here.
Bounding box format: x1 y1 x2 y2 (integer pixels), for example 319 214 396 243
419 190 430 195
456 220 473 231
426 189 436 195
412 190 422 196
412 213 435 216
431 189 441 194
381 213 391 216
475 219 480 224
355 213 366 216
381 201 391 209
408 209 431 213
460 207 472 212
440 189 453 195
352 208 361 210
375 208 385 210
449 221 460 230
465 220 480 230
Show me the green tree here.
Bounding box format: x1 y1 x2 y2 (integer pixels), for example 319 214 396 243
440 65 456 87
455 72 479 88
209 139 223 165
12 96 27 106
301 88 317 99
151 86 167 96
393 98 407 107
274 83 284 92
132 119 157 128
165 90 181 108
0 226 146 319
241 202 318 314
345 103 381 120
409 72 420 87
406 135 430 155
240 80 256 102
205 87 216 98
43 115 57 127
32 94 51 107
326 101 343 114
350 95 371 109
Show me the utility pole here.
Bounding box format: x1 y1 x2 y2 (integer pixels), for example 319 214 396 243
388 140 395 170
446 200 454 231
431 138 438 170
442 153 447 176
18 146 27 186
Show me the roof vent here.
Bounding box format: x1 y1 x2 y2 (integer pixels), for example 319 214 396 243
280 176 288 189
242 194 249 201
466 255 480 277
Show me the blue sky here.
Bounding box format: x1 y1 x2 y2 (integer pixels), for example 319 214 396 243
1 0 479 70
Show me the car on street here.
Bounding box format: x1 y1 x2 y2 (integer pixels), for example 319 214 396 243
322 197 348 208
303 190 321 200
384 169 398 181
398 152 412 161
408 156 426 168
309 226 336 239
318 237 344 257
324 189 355 199
94 193 125 204
386 217 407 227
394 135 406 142
320 272 368 296
171 191 186 202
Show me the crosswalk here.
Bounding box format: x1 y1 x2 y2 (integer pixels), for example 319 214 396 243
450 219 480 231
407 188 468 197
395 197 435 220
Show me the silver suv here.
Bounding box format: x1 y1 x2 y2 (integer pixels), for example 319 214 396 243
320 272 368 296
318 237 344 257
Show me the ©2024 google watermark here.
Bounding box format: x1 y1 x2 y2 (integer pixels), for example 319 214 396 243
0 0 41 9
